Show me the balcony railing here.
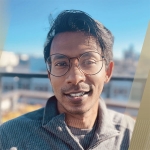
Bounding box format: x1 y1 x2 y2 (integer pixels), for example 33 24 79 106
0 72 144 124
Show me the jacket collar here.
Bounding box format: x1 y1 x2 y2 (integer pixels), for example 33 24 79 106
42 96 119 147
42 96 84 149
42 96 59 125
89 97 119 147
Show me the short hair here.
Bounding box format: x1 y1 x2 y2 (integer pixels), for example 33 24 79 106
44 10 114 67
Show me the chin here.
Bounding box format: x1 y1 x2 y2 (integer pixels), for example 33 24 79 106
65 105 91 115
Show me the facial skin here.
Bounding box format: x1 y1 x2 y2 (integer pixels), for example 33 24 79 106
48 32 114 129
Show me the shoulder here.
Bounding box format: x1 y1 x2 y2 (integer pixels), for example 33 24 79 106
0 108 44 149
0 107 44 138
0 108 44 125
108 109 135 132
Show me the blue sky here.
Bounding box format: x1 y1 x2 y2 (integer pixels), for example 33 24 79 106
3 0 150 59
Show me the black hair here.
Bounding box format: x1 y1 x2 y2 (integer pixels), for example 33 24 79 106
44 10 114 66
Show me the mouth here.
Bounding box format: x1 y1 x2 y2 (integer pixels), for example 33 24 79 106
64 90 92 99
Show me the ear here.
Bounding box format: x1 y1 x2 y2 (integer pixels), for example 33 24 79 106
105 61 114 83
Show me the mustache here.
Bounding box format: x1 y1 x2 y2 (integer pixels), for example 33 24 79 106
61 84 92 93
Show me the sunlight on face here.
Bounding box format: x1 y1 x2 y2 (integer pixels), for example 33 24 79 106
48 32 113 115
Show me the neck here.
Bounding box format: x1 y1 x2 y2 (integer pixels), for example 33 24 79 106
65 111 98 129
59 102 99 129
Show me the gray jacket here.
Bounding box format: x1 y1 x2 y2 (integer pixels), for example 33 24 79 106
0 96 135 150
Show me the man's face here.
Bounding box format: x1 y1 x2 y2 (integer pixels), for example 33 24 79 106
48 32 113 115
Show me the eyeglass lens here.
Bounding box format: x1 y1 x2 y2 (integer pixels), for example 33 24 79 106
46 51 103 77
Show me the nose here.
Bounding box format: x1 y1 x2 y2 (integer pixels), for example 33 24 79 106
65 59 85 85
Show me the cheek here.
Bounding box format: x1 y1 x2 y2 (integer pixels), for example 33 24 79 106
91 71 106 91
50 77 63 94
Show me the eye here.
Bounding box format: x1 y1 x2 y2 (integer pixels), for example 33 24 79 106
83 59 96 65
55 61 69 67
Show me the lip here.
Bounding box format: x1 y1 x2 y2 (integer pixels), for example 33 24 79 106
64 90 92 104
64 90 90 95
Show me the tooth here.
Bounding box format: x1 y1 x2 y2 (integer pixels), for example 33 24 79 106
70 92 85 97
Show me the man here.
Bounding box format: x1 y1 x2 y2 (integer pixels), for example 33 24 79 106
0 10 135 150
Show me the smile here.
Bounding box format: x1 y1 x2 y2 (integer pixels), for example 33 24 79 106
70 92 86 97
64 90 91 98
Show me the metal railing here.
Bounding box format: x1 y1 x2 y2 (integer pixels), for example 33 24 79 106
0 72 144 124
0 72 136 80
0 72 146 80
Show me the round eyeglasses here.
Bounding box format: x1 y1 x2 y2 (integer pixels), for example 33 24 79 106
46 51 105 77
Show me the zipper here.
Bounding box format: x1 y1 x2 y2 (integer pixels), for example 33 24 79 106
87 133 119 150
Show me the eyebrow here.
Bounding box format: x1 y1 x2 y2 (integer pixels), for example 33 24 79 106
81 52 91 57
51 51 100 60
52 54 67 61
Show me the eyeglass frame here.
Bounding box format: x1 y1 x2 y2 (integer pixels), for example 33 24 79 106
46 51 105 77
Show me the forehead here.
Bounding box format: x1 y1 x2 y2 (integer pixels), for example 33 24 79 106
50 32 101 56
